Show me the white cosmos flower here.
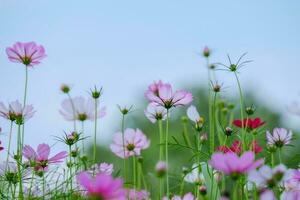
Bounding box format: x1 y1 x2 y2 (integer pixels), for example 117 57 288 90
184 163 205 184
266 128 293 148
186 105 201 123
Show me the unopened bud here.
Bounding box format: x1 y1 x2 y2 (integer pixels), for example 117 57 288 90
156 161 167 178
203 46 210 57
199 185 207 195
60 84 70 94
225 127 233 136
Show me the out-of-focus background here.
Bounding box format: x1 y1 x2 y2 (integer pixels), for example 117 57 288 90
0 0 300 166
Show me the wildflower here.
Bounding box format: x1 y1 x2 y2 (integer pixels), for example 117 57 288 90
199 185 207 195
203 46 210 57
23 143 68 171
145 80 170 99
281 190 300 200
76 172 126 200
184 163 205 185
6 42 46 66
284 169 300 191
0 162 29 184
248 164 288 189
266 128 293 148
187 105 204 131
59 96 106 121
60 84 71 94
145 83 193 109
217 53 252 72
233 117 265 130
144 102 167 123
156 161 167 178
110 128 150 158
209 151 263 178
0 100 35 124
260 190 276 200
200 133 208 143
224 127 233 136
217 140 262 155
90 163 114 175
245 105 256 116
128 189 150 200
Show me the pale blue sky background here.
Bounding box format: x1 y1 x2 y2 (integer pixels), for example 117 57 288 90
0 0 300 153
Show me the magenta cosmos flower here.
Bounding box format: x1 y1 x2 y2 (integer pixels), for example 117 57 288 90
210 151 263 177
23 143 68 171
6 42 46 66
145 81 193 109
77 171 126 200
110 128 150 158
144 102 167 123
59 96 106 121
0 100 35 124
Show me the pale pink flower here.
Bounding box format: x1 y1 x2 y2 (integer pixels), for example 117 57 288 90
59 96 106 121
77 171 126 200
209 151 263 176
90 163 114 175
23 143 68 171
110 128 150 158
145 80 170 99
266 128 293 148
6 42 46 66
260 190 276 200
0 100 35 124
284 169 300 191
128 189 150 200
145 82 193 109
144 102 167 123
187 105 201 123
156 161 167 177
281 190 300 200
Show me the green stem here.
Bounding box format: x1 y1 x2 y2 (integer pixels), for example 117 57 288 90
28 171 35 199
121 114 127 183
21 66 28 156
5 122 13 171
93 99 98 164
17 124 23 200
42 174 45 200
182 122 192 148
133 156 136 200
158 120 164 160
69 145 73 195
81 121 85 154
210 93 217 154
234 72 246 151
278 148 282 164
165 109 170 197
271 152 274 167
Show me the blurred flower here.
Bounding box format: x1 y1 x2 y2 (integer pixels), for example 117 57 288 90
90 163 114 175
23 143 68 171
260 190 276 200
110 128 150 158
266 128 292 148
145 80 170 99
248 164 288 189
203 46 210 57
233 118 265 130
76 172 126 200
144 102 167 123
284 169 300 191
217 140 262 155
6 42 46 66
281 190 300 200
184 163 205 185
199 185 207 195
163 192 195 200
156 161 167 178
128 189 150 200
187 105 204 131
250 140 263 154
60 84 71 94
0 100 35 124
59 96 106 121
0 162 29 184
0 141 3 152
117 105 133 115
209 151 263 177
145 82 193 109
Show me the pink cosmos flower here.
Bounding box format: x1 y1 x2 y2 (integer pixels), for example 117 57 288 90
77 171 126 200
260 190 276 200
0 100 35 123
110 128 150 158
23 143 68 171
281 190 300 200
144 102 167 123
145 80 170 98
59 96 106 121
6 42 46 66
128 189 150 200
145 82 193 109
209 151 263 176
90 163 114 175
266 128 293 148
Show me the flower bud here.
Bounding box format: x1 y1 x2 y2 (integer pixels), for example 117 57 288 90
199 185 207 195
245 106 256 116
229 64 237 72
203 46 210 57
156 161 167 178
228 103 235 110
60 84 70 94
200 133 208 143
209 64 216 70
137 156 144 164
90 86 103 99
213 84 221 93
225 127 233 136
181 116 189 123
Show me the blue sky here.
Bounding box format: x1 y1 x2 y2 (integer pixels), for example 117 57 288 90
0 0 300 152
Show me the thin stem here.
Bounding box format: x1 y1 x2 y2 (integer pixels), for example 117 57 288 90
278 148 282 164
5 122 13 171
81 121 85 154
133 156 136 200
93 99 98 164
121 114 127 183
210 93 217 154
182 122 192 148
28 171 35 199
69 145 73 195
17 124 23 200
271 152 274 167
21 66 29 154
234 72 246 151
165 109 170 197
158 120 164 160
42 174 45 200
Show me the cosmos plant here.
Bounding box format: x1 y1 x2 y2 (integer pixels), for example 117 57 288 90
0 42 299 200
